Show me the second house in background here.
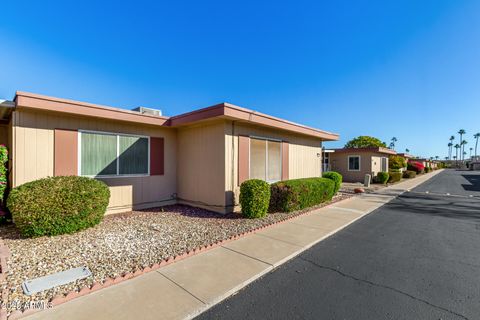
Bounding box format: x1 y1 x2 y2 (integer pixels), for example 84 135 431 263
329 147 396 182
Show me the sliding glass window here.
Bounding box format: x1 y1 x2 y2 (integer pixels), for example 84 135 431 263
80 131 149 177
250 137 282 182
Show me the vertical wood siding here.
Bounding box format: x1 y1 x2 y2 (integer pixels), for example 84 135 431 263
12 110 177 214
176 121 226 213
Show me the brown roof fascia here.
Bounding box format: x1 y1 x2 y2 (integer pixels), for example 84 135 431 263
333 147 397 155
15 91 170 127
170 103 340 141
397 153 414 158
14 92 340 141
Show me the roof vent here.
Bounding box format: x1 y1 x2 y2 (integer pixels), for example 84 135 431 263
132 106 162 117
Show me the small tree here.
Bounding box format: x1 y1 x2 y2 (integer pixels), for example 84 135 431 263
389 155 406 170
344 136 386 148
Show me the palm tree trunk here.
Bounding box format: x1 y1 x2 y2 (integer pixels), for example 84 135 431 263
475 138 478 157
460 134 463 161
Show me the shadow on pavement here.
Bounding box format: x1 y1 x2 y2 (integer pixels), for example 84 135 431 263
388 192 480 222
462 174 480 192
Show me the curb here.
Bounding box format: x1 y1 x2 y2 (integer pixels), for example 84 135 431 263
6 170 444 319
4 195 353 319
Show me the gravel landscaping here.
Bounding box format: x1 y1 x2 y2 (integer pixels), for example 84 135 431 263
0 193 352 313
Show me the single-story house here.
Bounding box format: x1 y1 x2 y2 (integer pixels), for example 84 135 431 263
397 153 414 161
329 147 396 183
0 91 339 214
411 158 429 168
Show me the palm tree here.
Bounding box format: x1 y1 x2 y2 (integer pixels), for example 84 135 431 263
448 142 453 160
444 156 448 160
449 135 455 159
461 140 468 161
435 156 439 160
405 148 410 153
390 137 397 150
474 133 480 158
469 147 473 159
458 129 466 160
454 144 460 166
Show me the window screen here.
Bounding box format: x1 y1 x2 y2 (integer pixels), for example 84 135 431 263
81 132 117 176
250 138 282 182
348 156 360 171
250 138 266 180
119 136 149 175
381 157 388 172
267 140 282 181
80 131 149 176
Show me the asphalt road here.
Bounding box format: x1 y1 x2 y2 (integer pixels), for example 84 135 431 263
197 170 480 320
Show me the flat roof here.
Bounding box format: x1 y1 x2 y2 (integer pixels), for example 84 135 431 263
397 153 415 158
14 91 339 141
332 147 397 155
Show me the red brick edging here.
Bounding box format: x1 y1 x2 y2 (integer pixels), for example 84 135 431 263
0 237 11 320
3 195 353 319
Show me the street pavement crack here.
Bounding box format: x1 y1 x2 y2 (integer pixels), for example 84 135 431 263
300 257 470 320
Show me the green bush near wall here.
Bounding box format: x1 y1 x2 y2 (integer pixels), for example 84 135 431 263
403 170 417 179
388 172 402 183
239 179 271 218
0 145 8 204
7 176 110 237
269 177 335 213
376 172 390 184
322 171 342 195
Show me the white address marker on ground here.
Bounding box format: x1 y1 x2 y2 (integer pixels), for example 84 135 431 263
22 267 92 296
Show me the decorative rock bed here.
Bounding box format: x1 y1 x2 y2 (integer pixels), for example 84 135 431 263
0 193 352 315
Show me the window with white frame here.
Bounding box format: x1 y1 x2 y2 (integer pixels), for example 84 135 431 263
250 137 282 182
381 157 388 172
79 131 149 176
348 155 360 171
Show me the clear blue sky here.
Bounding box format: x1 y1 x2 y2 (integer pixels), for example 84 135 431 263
1 0 479 159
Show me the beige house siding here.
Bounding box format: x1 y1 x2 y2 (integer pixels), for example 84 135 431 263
11 110 177 214
330 151 390 183
8 111 327 215
176 120 227 213
225 121 323 212
371 155 389 177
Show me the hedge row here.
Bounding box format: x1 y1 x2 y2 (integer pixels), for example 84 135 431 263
269 178 335 213
388 172 402 183
240 173 342 218
403 170 416 179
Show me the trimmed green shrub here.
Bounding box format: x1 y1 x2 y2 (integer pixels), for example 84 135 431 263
269 177 335 213
376 172 390 184
7 176 110 237
389 155 406 170
403 170 416 179
322 171 342 195
388 172 402 183
239 179 271 218
0 145 7 204
424 167 431 173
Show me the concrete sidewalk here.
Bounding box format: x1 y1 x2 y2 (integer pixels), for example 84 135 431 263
26 170 443 320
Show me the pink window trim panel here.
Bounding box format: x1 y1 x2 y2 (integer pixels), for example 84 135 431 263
150 137 165 175
54 129 78 176
238 135 250 185
282 141 289 180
